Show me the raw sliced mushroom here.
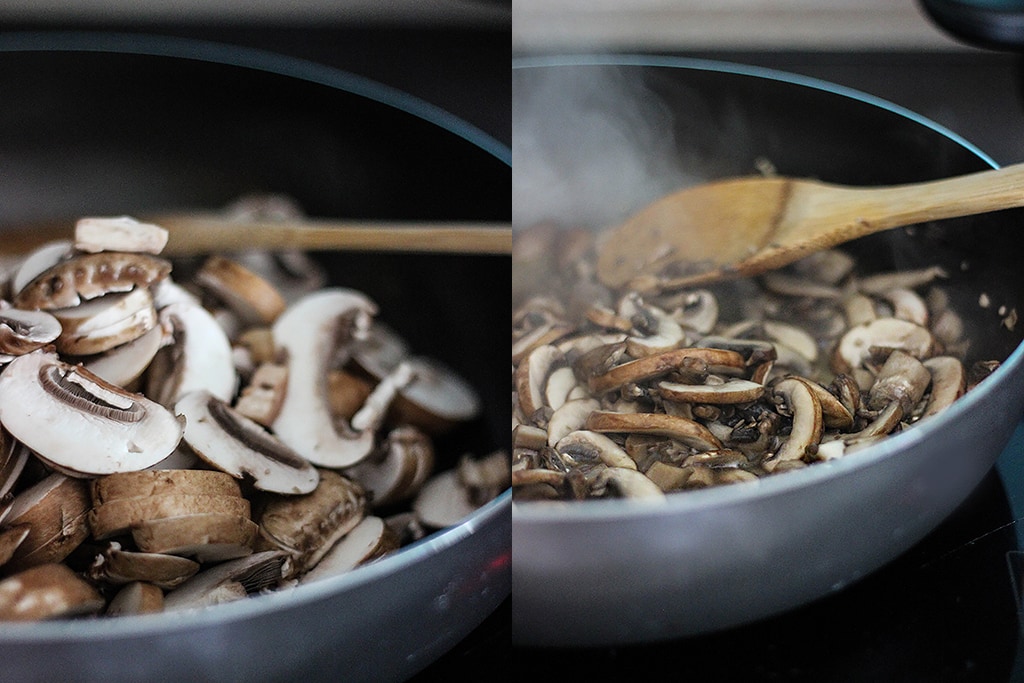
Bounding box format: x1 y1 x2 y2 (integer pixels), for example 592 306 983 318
163 550 286 612
195 255 287 326
325 369 374 422
90 493 251 540
233 362 288 426
10 240 73 298
50 286 158 356
105 581 165 616
175 389 319 495
87 542 200 589
91 469 243 505
1 472 91 573
298 516 399 584
0 563 104 621
144 300 238 408
254 469 366 579
0 436 29 499
0 351 184 476
271 288 379 468
344 425 434 508
0 525 31 568
348 321 411 381
83 324 165 388
0 307 61 356
14 251 171 310
131 513 259 563
412 468 477 529
74 216 169 255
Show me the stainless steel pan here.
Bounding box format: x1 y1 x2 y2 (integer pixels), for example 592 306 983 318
0 32 510 682
512 55 1024 646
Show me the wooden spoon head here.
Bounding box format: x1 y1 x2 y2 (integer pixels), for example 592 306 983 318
595 176 792 289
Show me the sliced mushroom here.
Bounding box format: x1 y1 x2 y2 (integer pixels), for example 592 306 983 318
763 320 818 364
866 350 932 414
618 295 686 355
83 323 165 388
344 425 434 508
105 581 165 616
0 436 29 499
546 398 601 447
584 411 722 451
879 287 929 327
593 467 665 500
254 469 366 579
348 321 411 381
74 216 169 255
832 317 936 374
0 351 185 476
10 240 73 299
350 361 416 433
658 379 765 405
144 300 238 408
233 362 288 426
298 516 399 584
176 389 319 495
514 344 564 418
325 368 374 422
131 513 259 563
588 347 745 395
2 472 91 573
0 563 104 621
88 542 200 589
920 356 967 420
90 469 243 506
554 430 635 470
412 468 478 529
50 286 158 356
195 255 288 326
0 525 31 568
90 493 251 540
765 377 823 472
271 288 379 469
0 307 61 356
856 266 947 295
14 251 171 310
163 550 286 612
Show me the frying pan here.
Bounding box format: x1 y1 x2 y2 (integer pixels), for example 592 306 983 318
512 55 1024 646
0 33 510 681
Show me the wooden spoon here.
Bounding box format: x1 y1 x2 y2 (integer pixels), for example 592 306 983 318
0 213 512 258
595 163 1024 291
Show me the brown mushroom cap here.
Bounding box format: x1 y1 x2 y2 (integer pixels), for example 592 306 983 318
89 493 251 540
0 563 104 621
131 513 259 563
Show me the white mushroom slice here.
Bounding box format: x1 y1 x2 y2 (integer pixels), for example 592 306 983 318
387 356 480 435
151 277 202 309
344 425 434 508
832 317 936 374
90 493 251 541
195 255 287 326
349 321 411 381
255 469 366 579
555 430 635 470
131 513 259 563
13 251 172 310
880 287 930 327
585 411 722 451
763 320 818 363
866 350 932 414
0 351 184 476
842 292 878 328
766 377 823 471
456 450 511 505
761 273 843 300
83 324 164 388
350 362 416 433
299 516 399 584
0 308 61 356
544 365 581 412
802 381 855 430
50 286 158 356
91 469 242 505
105 581 164 616
271 288 379 469
74 216 169 255
145 446 201 470
658 379 765 405
2 473 91 573
88 542 201 589
856 266 947 296
790 249 856 285
233 362 288 426
412 468 478 529
619 299 686 356
176 389 319 495
921 356 967 420
10 240 73 298
163 550 286 612
0 563 104 621
144 301 238 408
515 344 564 417
596 467 667 500
672 290 719 335
547 398 601 447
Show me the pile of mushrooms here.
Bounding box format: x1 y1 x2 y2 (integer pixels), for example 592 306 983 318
0 214 508 620
512 223 1000 502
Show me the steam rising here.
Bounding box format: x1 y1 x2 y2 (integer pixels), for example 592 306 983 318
512 65 694 231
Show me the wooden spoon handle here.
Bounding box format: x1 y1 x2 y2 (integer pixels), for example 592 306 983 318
0 214 512 257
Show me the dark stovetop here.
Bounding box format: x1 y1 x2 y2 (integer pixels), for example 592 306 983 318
510 48 1024 682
